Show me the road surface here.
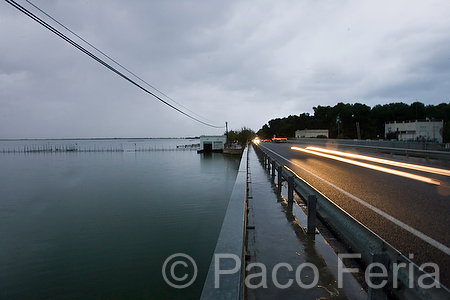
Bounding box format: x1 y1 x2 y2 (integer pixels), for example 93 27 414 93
258 141 450 288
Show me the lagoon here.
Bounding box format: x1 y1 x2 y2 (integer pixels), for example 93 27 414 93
0 139 241 299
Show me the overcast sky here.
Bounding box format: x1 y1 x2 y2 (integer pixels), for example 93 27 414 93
1 0 449 139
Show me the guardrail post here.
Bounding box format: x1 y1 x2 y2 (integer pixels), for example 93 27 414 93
287 176 294 210
277 166 283 194
271 161 276 179
368 253 389 300
307 195 317 234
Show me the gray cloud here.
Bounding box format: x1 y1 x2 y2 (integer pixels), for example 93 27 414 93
1 0 449 138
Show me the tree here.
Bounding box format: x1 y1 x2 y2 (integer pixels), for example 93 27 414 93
371 104 391 138
441 122 450 143
411 101 427 119
227 127 256 147
257 124 271 139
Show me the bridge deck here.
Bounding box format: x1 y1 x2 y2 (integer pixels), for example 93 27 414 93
245 145 365 299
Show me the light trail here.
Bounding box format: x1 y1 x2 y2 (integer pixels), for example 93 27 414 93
261 145 450 256
291 147 441 185
305 147 450 177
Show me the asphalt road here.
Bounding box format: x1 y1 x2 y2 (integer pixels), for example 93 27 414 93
258 141 450 289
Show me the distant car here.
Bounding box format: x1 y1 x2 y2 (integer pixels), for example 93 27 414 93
261 139 272 142
272 137 287 143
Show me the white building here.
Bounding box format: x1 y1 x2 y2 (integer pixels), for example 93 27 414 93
385 119 443 143
295 129 329 138
198 135 227 152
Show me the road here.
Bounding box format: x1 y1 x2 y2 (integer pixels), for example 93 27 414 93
258 141 450 288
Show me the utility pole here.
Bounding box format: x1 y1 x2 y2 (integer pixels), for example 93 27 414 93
432 118 435 142
356 122 361 140
225 122 228 146
336 115 341 137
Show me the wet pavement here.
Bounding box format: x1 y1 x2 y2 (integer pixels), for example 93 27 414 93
245 145 367 300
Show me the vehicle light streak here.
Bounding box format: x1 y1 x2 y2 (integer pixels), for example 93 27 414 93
305 147 450 177
262 145 450 255
291 147 441 185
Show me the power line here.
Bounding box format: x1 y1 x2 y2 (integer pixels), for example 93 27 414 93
6 0 225 129
25 0 219 127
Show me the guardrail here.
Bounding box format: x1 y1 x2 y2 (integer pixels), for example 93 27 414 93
340 144 450 161
289 138 450 162
255 144 450 300
200 145 248 300
291 138 450 151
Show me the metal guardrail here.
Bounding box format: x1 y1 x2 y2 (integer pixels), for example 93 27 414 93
200 146 248 300
289 138 450 162
256 145 450 300
340 144 450 161
290 138 450 151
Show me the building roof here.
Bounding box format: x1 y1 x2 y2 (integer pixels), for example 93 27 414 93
385 119 443 124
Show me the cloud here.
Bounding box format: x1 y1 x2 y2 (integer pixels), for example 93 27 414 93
0 0 449 138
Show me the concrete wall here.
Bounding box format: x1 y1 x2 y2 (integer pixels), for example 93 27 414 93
200 146 248 299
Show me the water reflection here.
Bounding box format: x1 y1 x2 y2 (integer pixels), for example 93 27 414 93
0 139 240 299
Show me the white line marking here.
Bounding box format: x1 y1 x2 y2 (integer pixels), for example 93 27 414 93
261 145 450 256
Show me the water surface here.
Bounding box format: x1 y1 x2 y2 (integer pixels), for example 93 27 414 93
0 139 240 299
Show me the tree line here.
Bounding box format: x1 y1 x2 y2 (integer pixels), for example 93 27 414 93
257 102 450 142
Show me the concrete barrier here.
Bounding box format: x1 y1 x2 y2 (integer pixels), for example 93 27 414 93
200 145 248 300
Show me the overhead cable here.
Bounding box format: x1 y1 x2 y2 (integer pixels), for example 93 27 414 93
6 0 225 129
25 0 219 127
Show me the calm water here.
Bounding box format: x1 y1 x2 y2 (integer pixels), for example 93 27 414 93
0 139 241 299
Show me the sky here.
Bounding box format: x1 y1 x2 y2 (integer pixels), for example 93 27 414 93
1 0 450 139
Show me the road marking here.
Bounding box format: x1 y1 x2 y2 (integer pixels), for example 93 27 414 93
261 145 450 256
